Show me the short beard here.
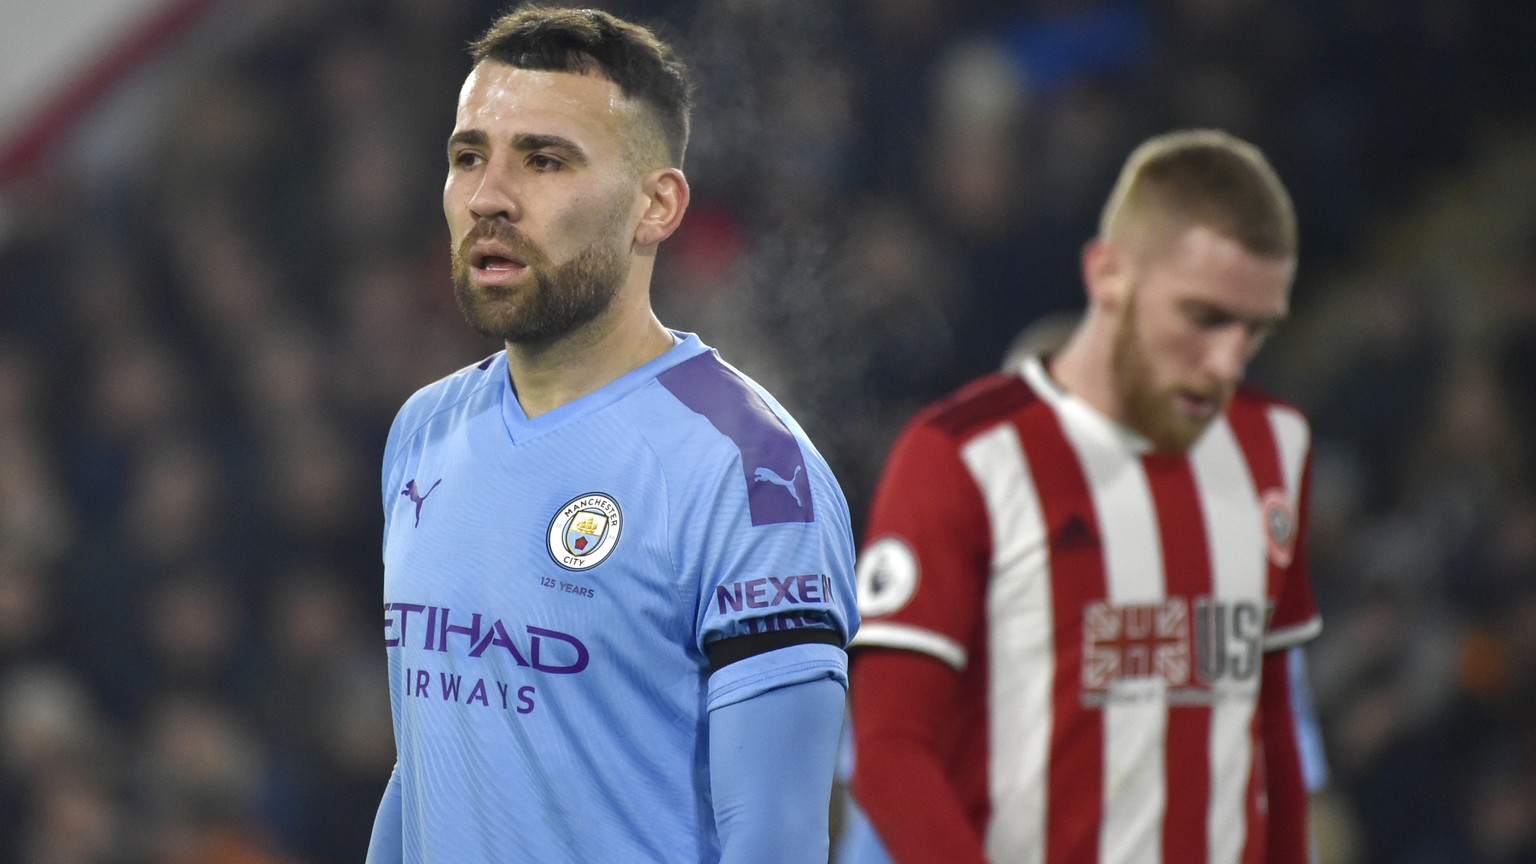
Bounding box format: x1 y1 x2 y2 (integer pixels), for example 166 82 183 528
451 216 629 347
1111 291 1207 452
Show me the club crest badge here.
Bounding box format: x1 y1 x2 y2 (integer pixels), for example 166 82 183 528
547 493 623 571
1260 488 1295 568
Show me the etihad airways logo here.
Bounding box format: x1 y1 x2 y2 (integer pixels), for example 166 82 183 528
383 602 589 674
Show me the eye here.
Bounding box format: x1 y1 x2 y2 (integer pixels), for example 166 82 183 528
1248 320 1279 344
527 153 564 172
1185 304 1233 330
451 150 484 170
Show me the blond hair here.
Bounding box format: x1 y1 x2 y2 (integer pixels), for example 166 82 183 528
1099 129 1296 260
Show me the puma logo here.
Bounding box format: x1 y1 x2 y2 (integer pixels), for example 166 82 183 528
752 465 803 508
401 479 442 527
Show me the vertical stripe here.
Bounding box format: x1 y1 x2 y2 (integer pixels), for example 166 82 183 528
1228 405 1290 864
1059 414 1165 864
1240 712 1267 864
1266 407 1310 513
962 423 1053 864
1014 406 1109 864
1191 421 1268 864
1142 452 1213 864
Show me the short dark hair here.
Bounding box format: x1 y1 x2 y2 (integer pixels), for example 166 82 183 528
469 5 693 167
1100 129 1296 260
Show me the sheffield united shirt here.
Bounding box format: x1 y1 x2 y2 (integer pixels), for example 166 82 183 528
850 354 1320 864
380 332 857 863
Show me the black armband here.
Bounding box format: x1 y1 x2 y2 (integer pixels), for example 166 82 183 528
705 627 842 674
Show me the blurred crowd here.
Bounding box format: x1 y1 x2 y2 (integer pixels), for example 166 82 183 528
0 0 1533 861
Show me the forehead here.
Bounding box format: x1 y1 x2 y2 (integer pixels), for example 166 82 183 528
1139 225 1294 315
454 61 632 149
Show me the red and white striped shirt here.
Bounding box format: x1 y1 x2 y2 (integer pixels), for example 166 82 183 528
850 355 1320 864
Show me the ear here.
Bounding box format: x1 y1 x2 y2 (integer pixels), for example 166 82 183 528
1082 236 1132 313
633 167 690 248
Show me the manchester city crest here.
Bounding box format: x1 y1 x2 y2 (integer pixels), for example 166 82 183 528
547 492 623 571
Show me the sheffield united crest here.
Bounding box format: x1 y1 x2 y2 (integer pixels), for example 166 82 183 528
1260 488 1296 568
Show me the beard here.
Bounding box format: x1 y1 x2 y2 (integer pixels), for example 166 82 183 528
1111 292 1218 453
450 212 629 347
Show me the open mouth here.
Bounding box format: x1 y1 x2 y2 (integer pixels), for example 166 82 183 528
475 253 524 271
1176 391 1218 420
469 246 529 285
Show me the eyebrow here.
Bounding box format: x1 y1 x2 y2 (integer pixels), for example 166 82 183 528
446 129 589 166
1183 298 1289 328
447 129 488 158
510 133 589 166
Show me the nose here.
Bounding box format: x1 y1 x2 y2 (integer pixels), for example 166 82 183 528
467 160 521 222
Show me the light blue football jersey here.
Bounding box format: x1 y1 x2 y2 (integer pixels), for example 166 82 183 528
380 332 858 863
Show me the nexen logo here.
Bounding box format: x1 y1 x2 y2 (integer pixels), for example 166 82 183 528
383 602 588 674
714 574 832 614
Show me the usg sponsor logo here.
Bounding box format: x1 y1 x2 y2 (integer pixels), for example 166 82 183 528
1079 596 1273 707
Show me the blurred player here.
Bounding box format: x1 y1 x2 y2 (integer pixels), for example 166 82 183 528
846 129 1321 863
365 6 858 862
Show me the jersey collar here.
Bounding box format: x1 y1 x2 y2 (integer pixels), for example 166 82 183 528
499 331 710 443
1019 354 1157 454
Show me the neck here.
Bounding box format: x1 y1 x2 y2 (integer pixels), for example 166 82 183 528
1047 313 1124 424
505 286 673 419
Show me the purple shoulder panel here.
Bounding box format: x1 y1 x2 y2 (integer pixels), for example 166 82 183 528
658 351 814 526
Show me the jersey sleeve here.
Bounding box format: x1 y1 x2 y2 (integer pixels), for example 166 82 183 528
849 648 990 864
687 446 858 656
710 672 847 861
379 352 503 552
850 419 991 670
364 762 403 864
653 349 858 699
381 408 410 544
1259 648 1310 864
1265 438 1321 651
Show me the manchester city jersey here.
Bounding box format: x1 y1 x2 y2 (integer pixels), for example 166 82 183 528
379 332 858 863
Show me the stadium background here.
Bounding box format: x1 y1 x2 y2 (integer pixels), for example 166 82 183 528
1 0 1534 861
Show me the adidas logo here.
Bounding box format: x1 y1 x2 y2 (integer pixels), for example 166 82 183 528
1052 513 1099 551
